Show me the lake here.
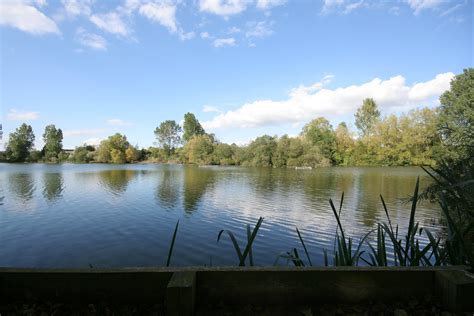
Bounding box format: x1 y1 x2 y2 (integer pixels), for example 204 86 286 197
0 163 442 268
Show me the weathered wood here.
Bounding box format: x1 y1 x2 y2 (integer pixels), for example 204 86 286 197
435 269 474 312
166 271 196 316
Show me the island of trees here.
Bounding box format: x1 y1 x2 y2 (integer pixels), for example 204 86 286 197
1 69 472 169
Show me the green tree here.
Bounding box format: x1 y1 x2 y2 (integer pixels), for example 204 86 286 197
154 120 182 157
183 134 214 165
96 133 130 163
242 135 277 167
355 98 381 137
71 145 95 163
183 112 205 142
334 122 354 165
42 124 63 162
273 135 291 168
213 143 235 165
301 117 336 162
437 68 474 161
125 146 140 162
5 123 35 162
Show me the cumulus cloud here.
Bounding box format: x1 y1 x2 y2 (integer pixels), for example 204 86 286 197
90 11 130 37
0 1 60 35
199 0 251 16
202 72 454 129
213 37 236 47
6 109 40 121
202 105 221 113
76 27 107 50
106 118 132 126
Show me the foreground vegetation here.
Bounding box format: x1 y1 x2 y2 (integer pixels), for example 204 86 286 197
2 68 472 168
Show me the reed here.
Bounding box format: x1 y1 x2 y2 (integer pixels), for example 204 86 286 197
217 217 264 266
166 220 179 267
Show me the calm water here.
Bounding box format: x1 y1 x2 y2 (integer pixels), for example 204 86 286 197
0 163 442 268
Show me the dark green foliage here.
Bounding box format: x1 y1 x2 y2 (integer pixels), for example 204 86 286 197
154 120 182 157
5 123 35 162
183 112 205 142
71 145 95 163
301 117 336 162
42 124 63 162
422 164 473 269
436 68 474 162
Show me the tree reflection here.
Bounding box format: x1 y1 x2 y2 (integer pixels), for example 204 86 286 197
183 166 216 213
8 173 36 201
42 173 64 202
156 167 180 209
98 169 136 195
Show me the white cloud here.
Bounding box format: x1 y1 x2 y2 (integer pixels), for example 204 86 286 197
76 27 107 50
83 137 102 146
245 20 273 38
321 0 344 14
6 109 40 121
203 105 221 113
213 37 236 47
33 0 48 7
90 11 130 37
344 0 364 14
289 74 334 97
256 0 286 10
202 72 454 129
199 0 250 16
408 72 453 101
61 0 93 17
200 31 211 38
321 0 366 14
106 118 132 126
405 0 443 14
139 2 177 33
0 1 60 35
63 128 105 137
138 2 194 40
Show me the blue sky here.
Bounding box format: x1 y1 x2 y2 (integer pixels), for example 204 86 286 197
0 0 472 149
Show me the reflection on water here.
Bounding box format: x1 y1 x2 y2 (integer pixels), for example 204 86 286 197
98 169 136 195
42 173 64 202
183 166 216 213
8 173 36 201
156 167 180 209
0 164 442 268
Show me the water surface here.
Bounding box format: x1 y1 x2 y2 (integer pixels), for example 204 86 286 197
0 164 442 267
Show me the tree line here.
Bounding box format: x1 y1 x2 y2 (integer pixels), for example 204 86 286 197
1 69 472 168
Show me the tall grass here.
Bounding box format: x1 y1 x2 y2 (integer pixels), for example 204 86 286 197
291 177 448 267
